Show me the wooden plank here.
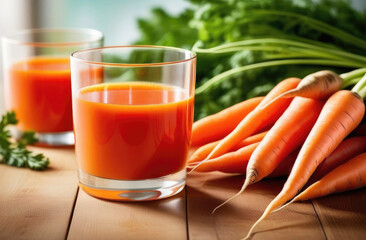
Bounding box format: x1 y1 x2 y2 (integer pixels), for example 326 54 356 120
0 147 78 240
186 172 326 240
312 188 366 240
68 187 187 240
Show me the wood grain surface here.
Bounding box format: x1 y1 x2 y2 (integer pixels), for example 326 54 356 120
313 188 366 240
0 147 78 240
186 173 325 240
68 188 187 240
1 147 365 240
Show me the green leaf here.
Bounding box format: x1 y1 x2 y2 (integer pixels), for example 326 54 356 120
19 131 38 145
134 0 366 119
0 111 50 170
0 111 18 130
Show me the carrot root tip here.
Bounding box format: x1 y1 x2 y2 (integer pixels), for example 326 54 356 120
272 199 294 213
213 178 251 214
248 168 258 183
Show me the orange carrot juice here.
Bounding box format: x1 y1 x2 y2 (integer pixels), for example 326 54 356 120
74 82 194 180
8 57 72 132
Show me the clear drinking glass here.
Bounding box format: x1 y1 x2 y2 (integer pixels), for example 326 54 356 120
1 28 103 145
71 46 196 201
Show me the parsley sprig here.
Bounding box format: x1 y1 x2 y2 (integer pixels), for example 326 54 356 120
0 111 49 170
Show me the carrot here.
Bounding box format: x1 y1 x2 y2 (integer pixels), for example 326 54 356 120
191 77 301 172
191 97 264 146
247 97 324 182
214 97 325 210
187 142 259 173
262 70 342 108
268 149 299 178
188 131 268 164
244 90 365 240
187 143 298 176
308 136 366 184
231 131 268 151
188 141 218 164
284 152 366 204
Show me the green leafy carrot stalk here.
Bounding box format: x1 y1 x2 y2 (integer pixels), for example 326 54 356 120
195 59 366 95
135 1 366 120
193 36 366 95
0 111 49 170
352 73 366 99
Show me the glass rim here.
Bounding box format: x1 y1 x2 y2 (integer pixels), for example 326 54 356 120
1 28 103 47
70 45 197 67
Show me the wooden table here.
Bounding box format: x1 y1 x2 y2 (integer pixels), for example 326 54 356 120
1 146 365 240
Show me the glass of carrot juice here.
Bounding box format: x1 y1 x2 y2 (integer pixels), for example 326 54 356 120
1 28 103 145
70 46 196 201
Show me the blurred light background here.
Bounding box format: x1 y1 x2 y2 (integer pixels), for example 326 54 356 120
32 0 190 45
0 0 189 112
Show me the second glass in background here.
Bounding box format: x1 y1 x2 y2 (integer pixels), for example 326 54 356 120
1 28 103 145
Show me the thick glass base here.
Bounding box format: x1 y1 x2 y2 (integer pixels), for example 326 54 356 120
78 168 186 201
11 127 74 146
35 131 75 146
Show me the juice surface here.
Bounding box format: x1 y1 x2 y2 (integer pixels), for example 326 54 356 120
74 82 194 180
7 57 73 132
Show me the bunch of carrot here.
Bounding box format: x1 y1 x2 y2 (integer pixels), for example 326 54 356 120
188 69 366 239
